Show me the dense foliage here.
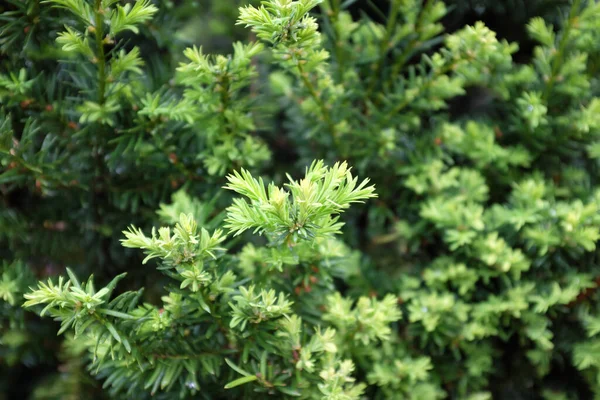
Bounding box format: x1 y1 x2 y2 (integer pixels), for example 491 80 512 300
1 0 600 399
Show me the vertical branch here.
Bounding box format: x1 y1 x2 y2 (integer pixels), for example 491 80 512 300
91 0 109 268
94 0 106 105
325 0 345 80
297 62 339 147
364 0 400 99
390 0 431 80
542 0 582 101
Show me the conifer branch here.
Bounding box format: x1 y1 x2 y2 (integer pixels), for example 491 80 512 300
297 62 339 144
94 0 106 104
542 0 582 101
365 0 400 98
389 0 432 80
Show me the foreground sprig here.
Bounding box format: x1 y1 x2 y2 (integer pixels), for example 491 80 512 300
224 160 376 245
21 160 381 399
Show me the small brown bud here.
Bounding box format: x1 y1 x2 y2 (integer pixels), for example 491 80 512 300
552 174 561 184
494 126 503 138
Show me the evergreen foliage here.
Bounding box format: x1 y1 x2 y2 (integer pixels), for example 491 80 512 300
1 0 600 399
23 164 376 398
